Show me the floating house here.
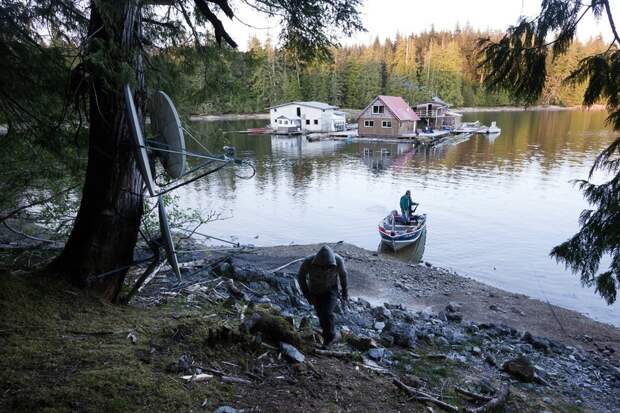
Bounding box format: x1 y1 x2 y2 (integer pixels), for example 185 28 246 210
413 96 462 130
357 95 420 137
269 101 347 133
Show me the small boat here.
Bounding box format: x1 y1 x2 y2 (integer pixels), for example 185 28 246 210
454 121 481 133
488 121 501 134
378 210 427 251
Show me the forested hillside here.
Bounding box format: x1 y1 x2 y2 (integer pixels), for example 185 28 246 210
151 27 607 115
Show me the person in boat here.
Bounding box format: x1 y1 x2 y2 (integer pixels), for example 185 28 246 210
399 190 417 224
297 245 348 348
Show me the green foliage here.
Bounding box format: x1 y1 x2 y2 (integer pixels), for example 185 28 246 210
480 0 620 304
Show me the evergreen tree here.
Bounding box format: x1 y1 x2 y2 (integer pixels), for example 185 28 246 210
480 0 620 304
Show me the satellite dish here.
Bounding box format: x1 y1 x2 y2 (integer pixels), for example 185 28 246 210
158 196 182 282
124 85 158 197
149 91 187 179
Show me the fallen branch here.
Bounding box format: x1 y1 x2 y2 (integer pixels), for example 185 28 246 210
393 379 458 413
0 185 78 223
454 386 492 403
466 386 509 413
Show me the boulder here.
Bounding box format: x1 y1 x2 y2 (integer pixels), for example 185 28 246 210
502 355 535 382
372 306 392 321
445 302 462 313
367 347 385 361
242 311 301 346
384 321 417 348
446 312 463 322
522 331 551 353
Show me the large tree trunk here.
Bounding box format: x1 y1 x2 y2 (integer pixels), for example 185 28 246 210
49 1 145 302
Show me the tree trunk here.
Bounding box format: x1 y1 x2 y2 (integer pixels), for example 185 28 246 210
49 1 145 302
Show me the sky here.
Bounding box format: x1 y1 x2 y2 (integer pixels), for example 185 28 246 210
224 0 617 50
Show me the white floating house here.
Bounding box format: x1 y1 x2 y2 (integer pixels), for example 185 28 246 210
269 101 347 133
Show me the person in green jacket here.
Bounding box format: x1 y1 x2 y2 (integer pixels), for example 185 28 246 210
399 190 417 224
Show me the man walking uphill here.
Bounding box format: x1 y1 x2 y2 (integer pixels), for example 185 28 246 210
297 245 348 347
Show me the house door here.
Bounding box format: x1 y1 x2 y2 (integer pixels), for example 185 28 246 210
296 107 301 117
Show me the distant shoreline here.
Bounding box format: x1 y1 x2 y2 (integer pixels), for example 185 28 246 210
189 104 607 122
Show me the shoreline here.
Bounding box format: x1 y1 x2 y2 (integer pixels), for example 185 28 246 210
188 104 607 122
225 242 620 359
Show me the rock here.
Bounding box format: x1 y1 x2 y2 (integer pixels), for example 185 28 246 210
522 331 551 353
502 355 535 382
280 342 305 364
346 335 379 351
485 354 498 367
446 312 463 322
357 298 372 309
543 397 552 404
437 311 448 322
401 374 422 388
394 282 410 291
367 347 385 361
446 302 462 313
372 306 392 321
435 336 449 347
165 354 193 373
374 321 386 331
471 346 482 356
243 311 301 346
212 406 239 413
384 321 417 348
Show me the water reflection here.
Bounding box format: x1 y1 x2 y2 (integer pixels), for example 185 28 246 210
182 110 618 326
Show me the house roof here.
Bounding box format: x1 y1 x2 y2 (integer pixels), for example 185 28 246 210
269 101 338 110
358 96 420 122
415 96 451 107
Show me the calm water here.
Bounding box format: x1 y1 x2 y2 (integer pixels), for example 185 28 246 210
177 110 618 326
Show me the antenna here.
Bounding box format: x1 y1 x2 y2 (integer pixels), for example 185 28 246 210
158 196 181 282
124 85 157 196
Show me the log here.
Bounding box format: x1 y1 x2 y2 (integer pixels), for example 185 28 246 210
454 386 492 403
466 386 509 413
180 373 213 382
393 379 458 413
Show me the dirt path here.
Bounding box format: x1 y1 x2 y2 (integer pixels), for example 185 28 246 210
228 243 620 363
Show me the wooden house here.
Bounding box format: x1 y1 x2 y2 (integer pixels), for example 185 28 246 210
413 96 462 130
269 101 346 133
357 96 420 137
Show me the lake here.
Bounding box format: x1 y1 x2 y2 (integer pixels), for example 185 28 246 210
177 110 618 327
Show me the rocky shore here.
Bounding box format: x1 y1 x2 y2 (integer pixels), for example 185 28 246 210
131 241 620 412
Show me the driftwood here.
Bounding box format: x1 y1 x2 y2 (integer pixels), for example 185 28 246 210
466 386 510 413
314 349 352 358
393 379 458 413
454 386 492 403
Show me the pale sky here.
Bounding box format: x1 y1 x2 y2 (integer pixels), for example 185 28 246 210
224 0 617 50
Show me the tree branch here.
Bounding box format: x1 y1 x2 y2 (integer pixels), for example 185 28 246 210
194 0 237 47
603 0 620 45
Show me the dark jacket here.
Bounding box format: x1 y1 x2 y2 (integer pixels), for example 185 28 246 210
297 245 348 298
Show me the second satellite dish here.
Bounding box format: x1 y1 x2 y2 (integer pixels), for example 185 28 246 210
149 91 187 179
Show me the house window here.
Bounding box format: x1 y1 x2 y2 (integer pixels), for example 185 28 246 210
278 120 282 124
296 107 301 117
364 120 374 127
314 119 318 125
306 119 310 125
273 108 277 112
285 120 289 125
372 105 385 114
382 120 392 128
